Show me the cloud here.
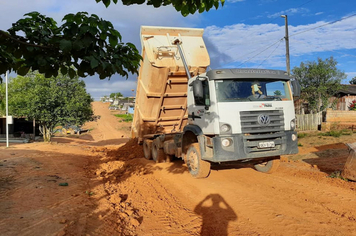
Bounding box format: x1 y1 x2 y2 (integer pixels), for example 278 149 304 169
315 12 324 16
226 0 245 3
204 15 356 69
267 8 309 18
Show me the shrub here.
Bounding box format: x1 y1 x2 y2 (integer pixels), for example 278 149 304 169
297 133 308 138
349 100 356 111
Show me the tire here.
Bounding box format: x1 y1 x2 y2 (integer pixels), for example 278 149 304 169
143 139 153 160
165 154 175 163
254 158 280 174
186 143 211 178
152 141 165 163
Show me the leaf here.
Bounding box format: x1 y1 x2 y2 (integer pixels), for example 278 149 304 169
90 58 99 69
69 68 76 79
59 39 72 52
109 35 118 47
214 0 219 9
102 0 111 7
189 4 197 14
17 66 30 76
61 66 68 75
181 4 190 16
62 14 74 22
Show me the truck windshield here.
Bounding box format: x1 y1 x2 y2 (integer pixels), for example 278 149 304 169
215 79 292 102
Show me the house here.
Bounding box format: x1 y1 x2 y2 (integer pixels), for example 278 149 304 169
331 85 356 111
121 103 135 114
0 117 40 138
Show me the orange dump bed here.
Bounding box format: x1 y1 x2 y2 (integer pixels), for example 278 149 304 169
131 26 210 142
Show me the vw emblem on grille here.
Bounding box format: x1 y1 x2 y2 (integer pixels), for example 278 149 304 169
257 114 271 125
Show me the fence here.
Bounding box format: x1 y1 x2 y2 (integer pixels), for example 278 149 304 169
296 112 322 131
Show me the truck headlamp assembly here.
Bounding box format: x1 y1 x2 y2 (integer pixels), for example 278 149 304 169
290 119 296 130
221 138 233 147
220 124 231 134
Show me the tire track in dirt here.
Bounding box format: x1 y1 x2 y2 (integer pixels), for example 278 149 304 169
147 160 356 236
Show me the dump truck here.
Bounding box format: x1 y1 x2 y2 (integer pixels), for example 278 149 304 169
131 26 301 178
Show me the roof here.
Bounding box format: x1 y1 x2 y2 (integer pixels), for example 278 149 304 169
337 85 356 95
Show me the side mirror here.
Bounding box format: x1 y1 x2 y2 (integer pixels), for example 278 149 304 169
291 79 301 98
192 79 204 104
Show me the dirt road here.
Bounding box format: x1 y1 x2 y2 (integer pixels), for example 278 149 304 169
1 102 355 236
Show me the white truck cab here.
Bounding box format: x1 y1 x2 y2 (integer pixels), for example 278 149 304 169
184 69 299 176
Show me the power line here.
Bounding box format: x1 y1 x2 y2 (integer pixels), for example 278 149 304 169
290 13 356 37
257 40 283 68
236 38 284 67
218 0 316 67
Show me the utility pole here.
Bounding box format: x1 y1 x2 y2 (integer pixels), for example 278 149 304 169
5 72 9 147
281 15 290 75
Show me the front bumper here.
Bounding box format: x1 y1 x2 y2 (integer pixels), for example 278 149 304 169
202 131 298 162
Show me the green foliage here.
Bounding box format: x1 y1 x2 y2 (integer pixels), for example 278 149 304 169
317 129 352 138
110 92 123 99
350 77 356 85
297 143 303 147
0 12 141 82
292 57 346 113
96 0 225 16
328 171 349 181
297 133 308 139
273 90 282 96
115 113 133 122
6 71 93 142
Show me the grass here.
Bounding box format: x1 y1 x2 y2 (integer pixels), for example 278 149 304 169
298 129 354 139
328 171 349 182
317 129 353 138
297 133 308 139
115 114 133 122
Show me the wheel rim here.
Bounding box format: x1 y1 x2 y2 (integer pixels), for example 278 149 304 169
188 150 199 171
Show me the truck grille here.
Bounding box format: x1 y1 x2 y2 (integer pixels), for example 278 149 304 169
240 110 285 154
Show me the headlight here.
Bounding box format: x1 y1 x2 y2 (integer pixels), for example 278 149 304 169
221 138 233 147
290 119 296 130
292 134 297 141
220 124 231 133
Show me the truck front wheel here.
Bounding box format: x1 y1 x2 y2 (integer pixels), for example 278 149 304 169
254 158 280 174
186 143 211 178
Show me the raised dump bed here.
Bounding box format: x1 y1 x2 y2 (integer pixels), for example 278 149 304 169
131 26 210 142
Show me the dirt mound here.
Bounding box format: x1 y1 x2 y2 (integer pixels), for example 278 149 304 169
106 138 144 161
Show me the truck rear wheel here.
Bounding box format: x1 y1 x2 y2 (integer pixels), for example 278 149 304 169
143 139 153 160
186 143 211 178
254 158 280 174
152 141 165 163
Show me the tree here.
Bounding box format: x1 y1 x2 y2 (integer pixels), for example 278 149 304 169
96 0 225 16
0 12 141 82
292 57 346 113
350 77 356 85
110 92 123 99
274 90 282 96
0 0 224 82
7 72 93 142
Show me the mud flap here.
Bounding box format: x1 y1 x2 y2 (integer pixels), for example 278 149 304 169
342 142 356 181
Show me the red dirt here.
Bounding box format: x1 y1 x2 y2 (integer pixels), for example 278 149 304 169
1 102 356 236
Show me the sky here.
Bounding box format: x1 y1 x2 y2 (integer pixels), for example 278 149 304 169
1 0 355 100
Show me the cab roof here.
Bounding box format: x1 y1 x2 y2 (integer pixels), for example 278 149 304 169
206 68 292 81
